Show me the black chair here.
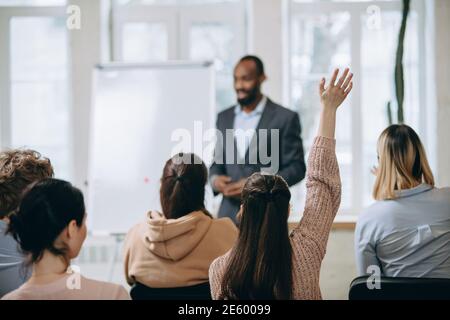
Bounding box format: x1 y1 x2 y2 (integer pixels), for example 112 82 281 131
349 275 450 300
130 282 212 300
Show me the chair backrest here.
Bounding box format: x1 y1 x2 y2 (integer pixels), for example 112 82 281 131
349 275 450 300
130 282 212 300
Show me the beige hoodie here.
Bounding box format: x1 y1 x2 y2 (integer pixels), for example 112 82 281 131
123 210 237 288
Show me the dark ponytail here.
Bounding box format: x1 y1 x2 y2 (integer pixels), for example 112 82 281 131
160 153 211 219
8 179 86 263
220 173 292 300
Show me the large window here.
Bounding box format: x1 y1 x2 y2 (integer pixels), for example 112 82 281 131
0 0 65 5
112 0 247 110
287 0 426 220
0 4 71 180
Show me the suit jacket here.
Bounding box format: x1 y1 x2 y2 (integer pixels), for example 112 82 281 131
210 98 306 223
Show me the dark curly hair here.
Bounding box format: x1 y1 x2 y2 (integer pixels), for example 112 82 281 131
0 149 54 219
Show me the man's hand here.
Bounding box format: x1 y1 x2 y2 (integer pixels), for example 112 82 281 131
213 175 232 193
223 179 246 198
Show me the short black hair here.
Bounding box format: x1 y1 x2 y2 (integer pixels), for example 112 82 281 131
8 179 86 263
239 55 265 76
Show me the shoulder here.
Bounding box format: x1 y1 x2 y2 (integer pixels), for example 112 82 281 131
124 215 148 244
266 99 298 120
217 105 236 120
430 187 450 202
211 217 238 233
209 251 231 281
125 222 141 238
81 276 130 300
208 251 232 300
358 202 384 225
356 201 395 239
208 218 238 244
0 229 23 258
1 288 22 300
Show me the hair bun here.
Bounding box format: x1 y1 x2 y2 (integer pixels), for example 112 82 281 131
7 211 23 239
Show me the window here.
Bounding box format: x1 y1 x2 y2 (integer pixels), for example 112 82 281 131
0 0 66 5
287 0 426 220
121 23 169 62
112 0 247 110
0 4 71 180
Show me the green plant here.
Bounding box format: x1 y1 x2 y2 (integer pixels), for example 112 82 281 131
387 0 410 125
386 101 393 126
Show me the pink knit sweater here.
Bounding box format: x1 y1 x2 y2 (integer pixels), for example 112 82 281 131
209 136 341 300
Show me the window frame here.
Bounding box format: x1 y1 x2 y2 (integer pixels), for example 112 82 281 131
285 0 428 221
111 1 248 62
0 5 73 179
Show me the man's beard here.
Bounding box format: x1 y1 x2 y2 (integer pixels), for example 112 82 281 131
237 87 259 106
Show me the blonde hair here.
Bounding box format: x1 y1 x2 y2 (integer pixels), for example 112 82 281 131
373 125 434 200
0 149 54 218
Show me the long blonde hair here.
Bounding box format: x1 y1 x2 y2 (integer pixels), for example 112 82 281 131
373 125 434 200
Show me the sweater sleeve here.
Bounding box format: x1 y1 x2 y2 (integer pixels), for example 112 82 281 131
291 136 341 260
208 257 224 300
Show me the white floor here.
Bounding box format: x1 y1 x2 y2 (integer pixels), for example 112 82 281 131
320 230 357 300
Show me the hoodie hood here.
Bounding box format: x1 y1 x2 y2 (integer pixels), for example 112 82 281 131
141 210 212 261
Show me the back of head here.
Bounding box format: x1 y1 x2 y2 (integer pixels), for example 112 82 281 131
373 124 435 200
159 153 211 219
0 149 54 219
220 173 292 300
239 55 265 76
8 179 85 263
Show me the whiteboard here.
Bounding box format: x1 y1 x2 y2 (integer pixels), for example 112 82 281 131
87 62 215 234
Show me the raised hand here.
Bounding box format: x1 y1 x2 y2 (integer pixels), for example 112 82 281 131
319 68 353 111
317 68 353 139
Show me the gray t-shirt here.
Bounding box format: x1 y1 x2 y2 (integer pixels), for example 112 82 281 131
0 220 30 297
355 184 450 278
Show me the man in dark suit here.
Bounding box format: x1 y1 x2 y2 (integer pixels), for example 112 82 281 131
210 55 306 223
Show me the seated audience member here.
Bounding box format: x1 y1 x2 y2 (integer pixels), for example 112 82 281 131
355 124 450 278
2 179 130 300
209 68 353 299
123 153 238 291
0 150 53 297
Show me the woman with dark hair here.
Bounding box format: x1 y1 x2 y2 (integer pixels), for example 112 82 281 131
123 153 237 290
355 125 450 278
2 179 129 300
0 149 54 298
209 68 353 300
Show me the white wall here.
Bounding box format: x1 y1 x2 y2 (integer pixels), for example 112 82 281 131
248 0 284 105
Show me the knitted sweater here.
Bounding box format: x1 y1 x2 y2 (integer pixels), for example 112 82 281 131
209 136 341 300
